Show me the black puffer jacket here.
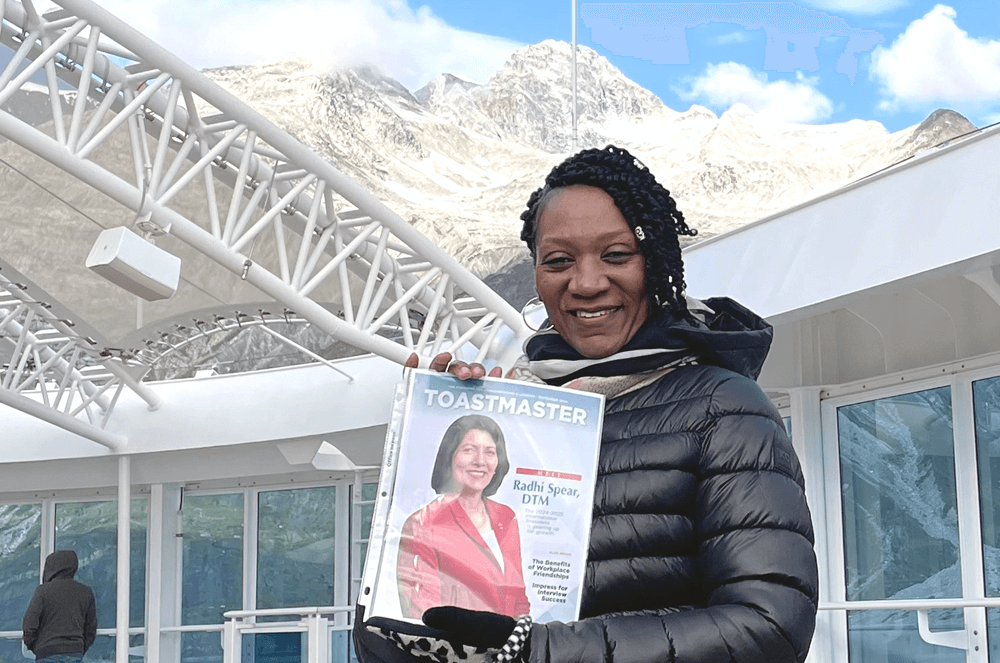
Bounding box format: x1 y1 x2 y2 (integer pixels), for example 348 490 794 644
527 362 818 663
355 299 817 663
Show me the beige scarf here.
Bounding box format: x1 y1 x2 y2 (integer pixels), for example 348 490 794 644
508 354 696 400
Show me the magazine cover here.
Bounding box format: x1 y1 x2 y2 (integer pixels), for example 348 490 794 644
360 369 605 624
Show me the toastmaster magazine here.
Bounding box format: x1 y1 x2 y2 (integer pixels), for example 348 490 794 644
360 369 605 624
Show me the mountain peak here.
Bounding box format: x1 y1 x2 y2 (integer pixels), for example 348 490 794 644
497 39 632 81
351 65 420 102
414 73 480 105
913 109 977 142
896 108 979 156
472 39 673 152
679 105 718 121
722 103 755 119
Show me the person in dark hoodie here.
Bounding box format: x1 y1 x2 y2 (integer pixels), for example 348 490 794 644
23 550 97 663
355 145 818 663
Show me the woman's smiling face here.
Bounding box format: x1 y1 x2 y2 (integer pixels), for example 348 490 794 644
534 185 648 358
451 428 498 494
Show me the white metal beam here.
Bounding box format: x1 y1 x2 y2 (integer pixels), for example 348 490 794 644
1 0 528 368
0 0 531 446
0 262 133 448
0 384 126 448
116 455 131 663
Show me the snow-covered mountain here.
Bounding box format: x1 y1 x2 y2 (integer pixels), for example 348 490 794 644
417 40 676 153
204 40 976 278
0 41 978 344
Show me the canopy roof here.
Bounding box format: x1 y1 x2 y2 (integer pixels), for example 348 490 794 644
684 125 1000 390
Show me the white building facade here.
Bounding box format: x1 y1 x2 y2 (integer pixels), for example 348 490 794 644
684 124 1000 663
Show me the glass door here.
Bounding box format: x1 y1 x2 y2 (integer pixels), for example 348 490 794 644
973 376 1000 662
824 377 992 663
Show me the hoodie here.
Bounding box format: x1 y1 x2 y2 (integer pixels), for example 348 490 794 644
22 550 98 659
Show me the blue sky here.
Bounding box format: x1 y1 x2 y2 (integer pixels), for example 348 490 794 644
421 0 1000 131
87 0 1000 132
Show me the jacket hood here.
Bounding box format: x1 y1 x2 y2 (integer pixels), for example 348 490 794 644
672 296 773 381
43 550 79 582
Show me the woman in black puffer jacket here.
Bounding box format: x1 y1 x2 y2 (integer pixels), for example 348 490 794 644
355 145 818 663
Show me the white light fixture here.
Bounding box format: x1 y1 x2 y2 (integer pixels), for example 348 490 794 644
86 226 181 301
310 441 359 472
278 439 362 472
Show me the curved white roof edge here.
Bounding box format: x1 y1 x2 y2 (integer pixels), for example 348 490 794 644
683 125 1000 326
0 353 397 464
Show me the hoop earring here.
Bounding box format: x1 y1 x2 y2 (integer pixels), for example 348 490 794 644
521 296 553 333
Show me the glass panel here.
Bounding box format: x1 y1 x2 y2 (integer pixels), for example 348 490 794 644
127 634 144 663
351 541 369 604
0 504 42 631
83 634 115 663
257 487 335 609
974 376 1000 596
975 377 1000 661
54 499 148 629
348 630 358 663
55 501 116 629
848 610 964 663
130 500 148 628
360 483 378 502
359 503 374 538
182 631 224 663
71 634 140 663
0 638 25 663
182 493 244 625
331 629 353 663
988 608 1000 662
351 482 378 605
838 387 960 663
242 633 303 663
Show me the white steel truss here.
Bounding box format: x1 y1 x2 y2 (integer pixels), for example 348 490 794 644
0 260 157 449
0 0 530 444
129 306 359 381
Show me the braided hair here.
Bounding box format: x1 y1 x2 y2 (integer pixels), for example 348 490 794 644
520 145 697 314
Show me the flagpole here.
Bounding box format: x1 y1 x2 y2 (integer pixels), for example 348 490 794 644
571 0 578 153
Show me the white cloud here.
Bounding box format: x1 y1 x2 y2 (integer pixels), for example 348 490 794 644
710 31 754 47
676 62 834 123
871 5 1000 105
90 0 523 91
796 0 910 15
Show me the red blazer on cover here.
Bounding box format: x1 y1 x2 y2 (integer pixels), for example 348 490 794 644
397 496 530 618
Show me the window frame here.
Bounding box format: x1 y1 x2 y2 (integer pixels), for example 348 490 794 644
817 366 1000 663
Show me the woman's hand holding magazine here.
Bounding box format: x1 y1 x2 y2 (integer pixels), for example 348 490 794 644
361 606 528 663
365 357 547 663
422 607 519 649
405 352 503 380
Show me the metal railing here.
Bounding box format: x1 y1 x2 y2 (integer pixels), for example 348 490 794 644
222 607 354 663
818 598 1000 653
11 599 1000 663
0 627 146 660
2 607 352 663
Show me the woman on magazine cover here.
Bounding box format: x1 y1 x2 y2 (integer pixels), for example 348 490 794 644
356 145 818 663
396 414 530 619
